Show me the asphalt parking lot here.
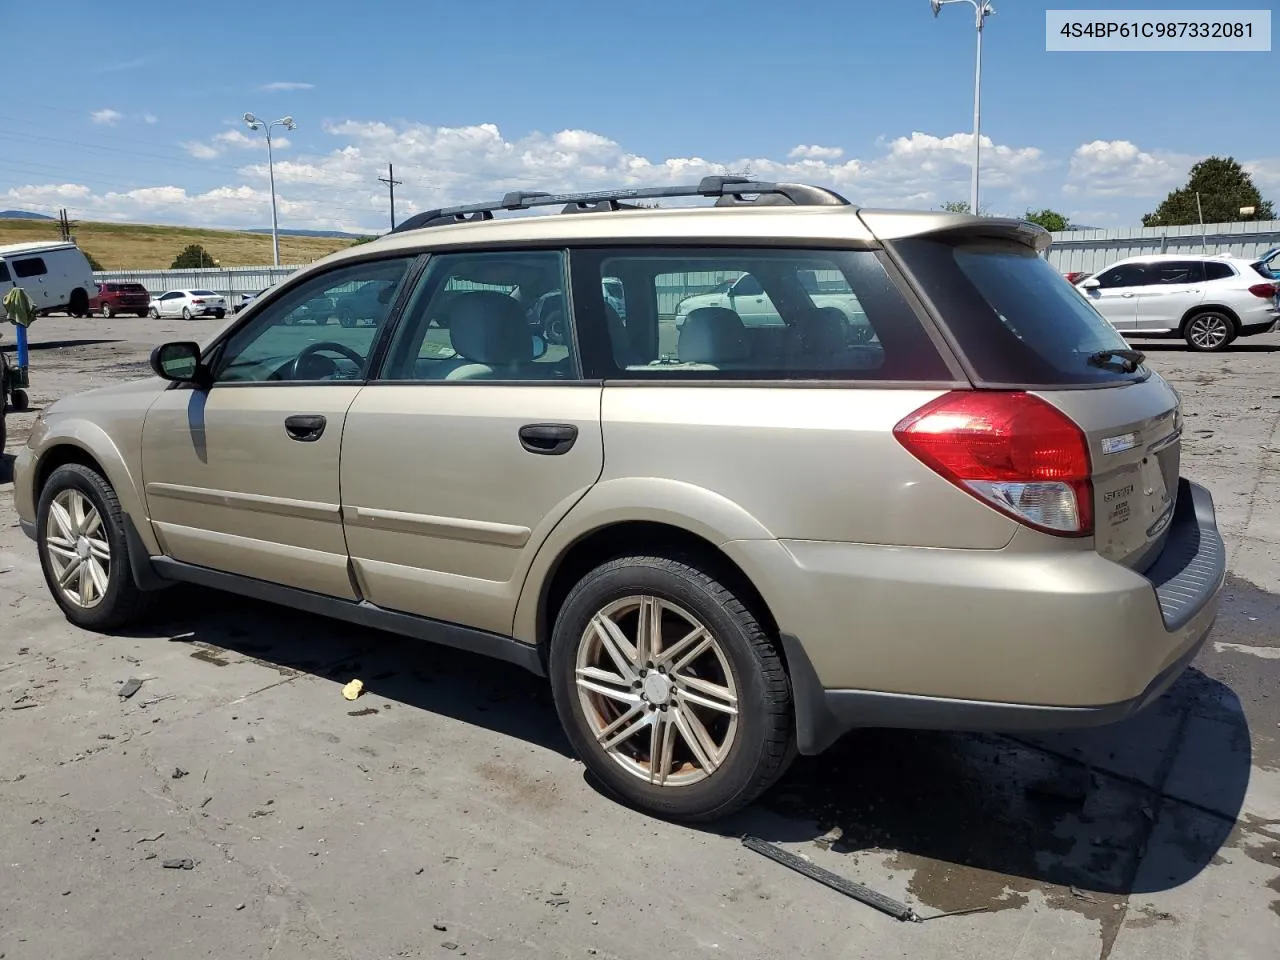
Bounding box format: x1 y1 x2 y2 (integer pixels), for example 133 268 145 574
2 314 1279 960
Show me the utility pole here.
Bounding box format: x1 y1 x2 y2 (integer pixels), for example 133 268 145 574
378 164 403 230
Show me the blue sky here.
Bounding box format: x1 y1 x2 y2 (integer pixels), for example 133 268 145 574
2 0 1275 232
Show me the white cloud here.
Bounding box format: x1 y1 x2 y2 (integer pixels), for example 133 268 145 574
1065 140 1193 197
789 144 844 161
90 108 123 126
6 119 1052 233
259 81 314 92
182 141 221 160
1244 158 1280 193
143 113 159 125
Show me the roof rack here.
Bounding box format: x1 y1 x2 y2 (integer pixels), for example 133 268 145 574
390 176 851 234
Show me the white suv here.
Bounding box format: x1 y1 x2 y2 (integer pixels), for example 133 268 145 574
1076 253 1279 351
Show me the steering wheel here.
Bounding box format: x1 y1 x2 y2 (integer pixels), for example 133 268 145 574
289 340 366 380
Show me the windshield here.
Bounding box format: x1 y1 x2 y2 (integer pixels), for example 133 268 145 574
891 237 1145 386
191 289 218 297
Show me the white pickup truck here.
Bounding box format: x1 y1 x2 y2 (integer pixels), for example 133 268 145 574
673 271 875 342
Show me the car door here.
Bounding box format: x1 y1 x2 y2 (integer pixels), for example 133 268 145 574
1135 260 1206 331
339 249 604 636
1082 263 1148 331
139 256 415 596
9 256 50 308
159 291 182 316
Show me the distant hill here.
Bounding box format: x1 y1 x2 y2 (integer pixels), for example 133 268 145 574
0 217 358 269
0 209 55 220
245 227 370 239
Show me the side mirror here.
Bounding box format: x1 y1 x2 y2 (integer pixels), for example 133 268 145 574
1081 278 1101 290
531 334 548 360
150 341 210 388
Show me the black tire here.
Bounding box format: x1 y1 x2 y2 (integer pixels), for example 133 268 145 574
36 463 154 631
101 304 114 319
69 288 89 318
549 555 793 822
1183 310 1235 352
10 389 29 412
215 309 225 319
181 307 193 320
149 307 160 319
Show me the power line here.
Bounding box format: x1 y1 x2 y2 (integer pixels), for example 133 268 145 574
377 163 403 230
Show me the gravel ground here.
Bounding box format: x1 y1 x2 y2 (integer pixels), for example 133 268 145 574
2 314 1279 960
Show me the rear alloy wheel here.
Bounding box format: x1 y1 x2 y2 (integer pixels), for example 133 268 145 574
1184 311 1234 352
181 307 193 320
100 304 114 319
550 555 793 821
36 464 153 630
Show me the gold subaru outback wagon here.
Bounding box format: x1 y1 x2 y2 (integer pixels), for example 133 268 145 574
13 178 1225 821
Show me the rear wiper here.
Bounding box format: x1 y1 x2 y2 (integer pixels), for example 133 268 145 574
1087 348 1145 373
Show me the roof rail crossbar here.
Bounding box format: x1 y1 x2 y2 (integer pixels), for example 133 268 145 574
391 179 851 233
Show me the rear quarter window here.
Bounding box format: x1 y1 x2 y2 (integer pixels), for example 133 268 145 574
891 237 1144 386
1205 262 1237 281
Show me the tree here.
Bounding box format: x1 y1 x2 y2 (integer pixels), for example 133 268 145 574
351 235 379 246
82 249 105 271
1023 208 1069 232
939 200 996 216
1142 157 1275 227
171 243 215 269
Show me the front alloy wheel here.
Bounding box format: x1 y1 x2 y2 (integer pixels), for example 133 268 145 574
44 488 111 609
576 596 739 787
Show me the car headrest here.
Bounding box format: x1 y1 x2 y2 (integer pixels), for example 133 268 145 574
448 291 533 365
678 307 750 364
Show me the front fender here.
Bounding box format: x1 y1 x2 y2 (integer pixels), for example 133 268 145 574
511 476 775 644
19 417 159 555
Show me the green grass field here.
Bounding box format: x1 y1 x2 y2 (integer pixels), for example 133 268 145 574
0 217 359 270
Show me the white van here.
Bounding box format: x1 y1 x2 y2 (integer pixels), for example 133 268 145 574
0 241 97 318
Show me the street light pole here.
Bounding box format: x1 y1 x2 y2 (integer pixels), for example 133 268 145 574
931 0 994 215
243 112 297 267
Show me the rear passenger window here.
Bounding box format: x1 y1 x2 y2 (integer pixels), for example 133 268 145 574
1204 262 1236 281
12 257 47 278
380 250 576 382
1152 261 1206 284
570 247 951 382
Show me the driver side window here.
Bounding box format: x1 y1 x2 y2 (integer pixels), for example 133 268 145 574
213 258 411 383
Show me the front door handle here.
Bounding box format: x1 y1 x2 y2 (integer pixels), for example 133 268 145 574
285 414 327 442
519 423 577 456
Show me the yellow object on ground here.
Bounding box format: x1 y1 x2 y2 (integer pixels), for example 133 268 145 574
341 679 365 701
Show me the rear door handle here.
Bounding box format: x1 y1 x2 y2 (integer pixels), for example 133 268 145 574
285 414 327 442
519 423 577 456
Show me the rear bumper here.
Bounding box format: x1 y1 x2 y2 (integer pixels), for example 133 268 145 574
1238 313 1279 337
727 479 1226 755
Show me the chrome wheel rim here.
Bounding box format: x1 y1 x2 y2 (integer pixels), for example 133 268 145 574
44 490 111 609
1189 315 1229 349
575 596 739 787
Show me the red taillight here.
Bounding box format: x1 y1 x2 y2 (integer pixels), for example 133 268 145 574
894 391 1093 536
1248 282 1277 298
191 298 204 304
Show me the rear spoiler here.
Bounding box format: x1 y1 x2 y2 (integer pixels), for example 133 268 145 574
856 210 1052 253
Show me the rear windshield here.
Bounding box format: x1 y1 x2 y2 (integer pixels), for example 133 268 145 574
891 237 1145 386
191 289 218 296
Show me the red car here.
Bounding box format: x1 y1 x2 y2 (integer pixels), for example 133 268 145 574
1064 271 1090 285
88 281 151 318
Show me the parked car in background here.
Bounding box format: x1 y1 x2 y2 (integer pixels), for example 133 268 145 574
0 241 97 318
234 288 269 314
89 281 151 318
1064 271 1090 285
674 270 876 342
1076 254 1279 351
11 177 1225 822
148 289 227 320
